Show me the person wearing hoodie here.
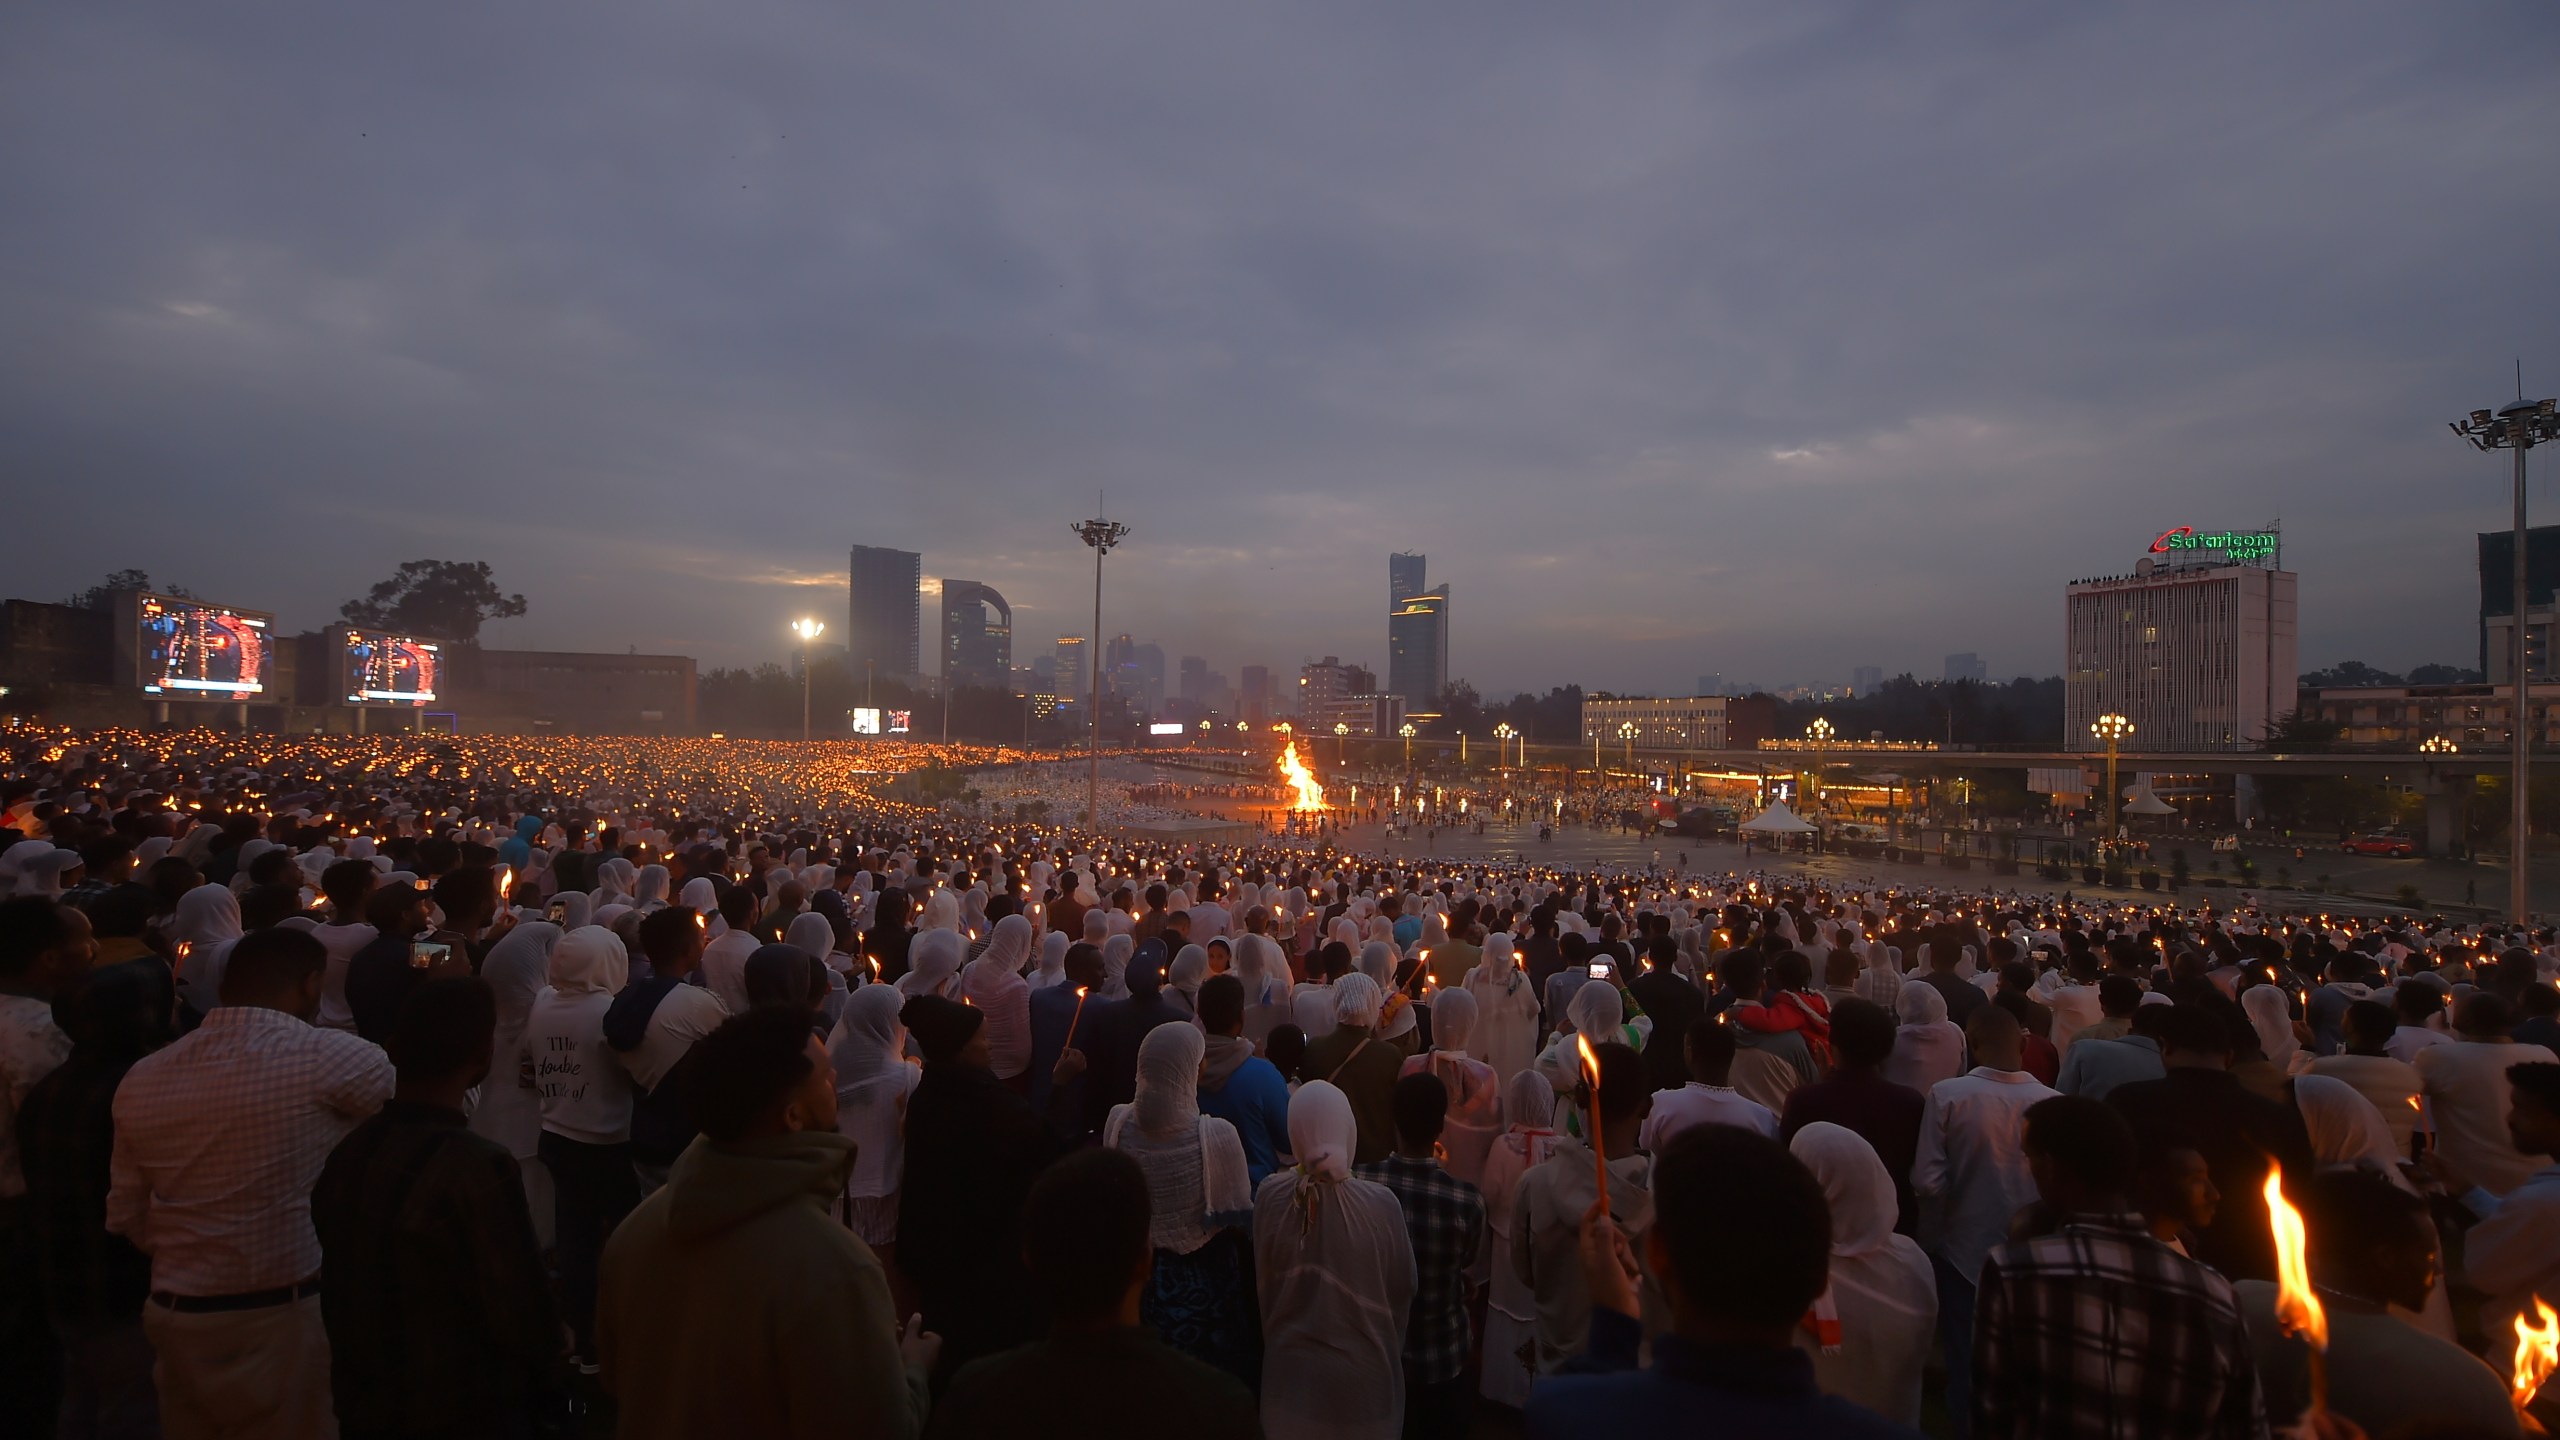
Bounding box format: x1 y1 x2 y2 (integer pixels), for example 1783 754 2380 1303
598 1004 937 1440
521 924 635 1370
1195 974 1293 1188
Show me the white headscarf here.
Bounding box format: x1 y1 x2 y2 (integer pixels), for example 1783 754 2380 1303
548 925 629 996
1334 972 1385 1028
1289 1078 1358 1183
1100 933 1135 1001
1791 1120 1936 1406
2242 983 2301 1072
1566 977 1625 1042
1168 944 1210 1015
1883 979 1967 1094
172 883 245 1013
899 927 965 999
633 863 671 910
1032 930 1071 990
677 875 718 919
1430 985 1479 1054
787 911 838 966
1133 1019 1207 1137
828 983 911 1087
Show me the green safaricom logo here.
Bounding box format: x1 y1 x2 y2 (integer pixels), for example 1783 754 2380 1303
2150 526 2278 563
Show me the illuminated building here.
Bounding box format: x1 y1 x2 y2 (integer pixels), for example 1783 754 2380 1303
847 545 920 680
1387 553 1449 716
2065 525 2296 752
1579 694 1775 752
2479 525 2560 682
939 580 1012 690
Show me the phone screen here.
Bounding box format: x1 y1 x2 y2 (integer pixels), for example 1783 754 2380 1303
409 940 452 971
547 901 568 923
1588 961 1611 979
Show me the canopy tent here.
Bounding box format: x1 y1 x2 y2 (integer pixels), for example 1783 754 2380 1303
2123 775 2178 817
1739 801 1818 835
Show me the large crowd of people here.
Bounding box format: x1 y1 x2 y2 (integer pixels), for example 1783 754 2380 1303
1 725 2554 1439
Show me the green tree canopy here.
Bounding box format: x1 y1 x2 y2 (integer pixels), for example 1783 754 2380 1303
339 560 527 644
61 568 190 609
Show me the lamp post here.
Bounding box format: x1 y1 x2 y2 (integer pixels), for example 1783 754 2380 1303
1617 721 1638 768
790 618 825 743
2422 735 2459 755
1806 717 1833 812
2453 394 2560 922
1459 732 1468 767
1400 721 1416 767
1073 509 1132 831
1494 721 1517 770
2092 713 2134 855
1334 721 1350 768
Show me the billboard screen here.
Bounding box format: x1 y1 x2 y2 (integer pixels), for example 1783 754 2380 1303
1148 723 1186 736
887 710 911 734
341 628 442 707
851 707 882 735
138 594 273 700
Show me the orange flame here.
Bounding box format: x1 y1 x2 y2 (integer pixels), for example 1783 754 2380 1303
1574 1030 1600 1087
2515 1297 2559 1410
1279 740 1326 812
2265 1168 2327 1353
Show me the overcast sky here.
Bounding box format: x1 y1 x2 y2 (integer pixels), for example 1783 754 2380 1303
4 4 2554 695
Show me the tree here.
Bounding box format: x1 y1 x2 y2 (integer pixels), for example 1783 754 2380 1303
339 560 527 644
2260 710 2344 753
2406 663 2484 685
2298 660 2402 689
61 569 190 609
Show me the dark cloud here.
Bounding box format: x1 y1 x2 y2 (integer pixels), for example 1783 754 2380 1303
2 3 2552 694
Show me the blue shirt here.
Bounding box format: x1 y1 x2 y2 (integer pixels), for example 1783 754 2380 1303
1527 1309 1920 1439
1197 1054 1293 1189
2054 1033 2165 1100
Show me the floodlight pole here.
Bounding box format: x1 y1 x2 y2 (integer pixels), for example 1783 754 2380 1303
2454 395 2560 923
1074 509 1131 832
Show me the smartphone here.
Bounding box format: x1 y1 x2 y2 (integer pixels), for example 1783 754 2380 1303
409 940 452 971
547 900 568 924
1588 960 1612 980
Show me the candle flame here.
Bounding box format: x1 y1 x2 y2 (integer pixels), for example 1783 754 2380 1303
2515 1297 2559 1410
1279 740 1326 812
2265 1168 2327 1353
1575 1030 1600 1088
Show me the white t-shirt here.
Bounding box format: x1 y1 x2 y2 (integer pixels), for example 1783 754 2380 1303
522 989 633 1145
310 922 377 1034
1638 1082 1778 1152
618 983 731 1093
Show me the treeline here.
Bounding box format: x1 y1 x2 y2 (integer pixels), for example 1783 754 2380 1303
1770 675 2065 747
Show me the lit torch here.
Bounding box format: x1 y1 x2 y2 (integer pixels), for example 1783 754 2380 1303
2515 1296 2559 1419
2265 1167 2328 1417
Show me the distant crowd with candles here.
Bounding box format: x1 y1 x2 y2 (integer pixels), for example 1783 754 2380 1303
5 728 2560 1438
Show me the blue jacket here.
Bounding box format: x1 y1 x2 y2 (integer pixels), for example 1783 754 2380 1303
1197 1054 1293 1189
1526 1310 1919 1440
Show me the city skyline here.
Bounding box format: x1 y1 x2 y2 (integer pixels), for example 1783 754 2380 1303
3 6 2551 696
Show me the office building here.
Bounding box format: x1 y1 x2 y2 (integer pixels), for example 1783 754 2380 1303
1239 664 1274 725
1579 694 1777 753
939 580 1012 690
1851 665 1884 696
847 545 920 680
2479 525 2560 683
1387 554 1450 716
1943 652 1987 684
1297 655 1378 731
2065 529 2296 752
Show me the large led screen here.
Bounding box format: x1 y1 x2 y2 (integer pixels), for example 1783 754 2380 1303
341 628 442 707
138 594 272 700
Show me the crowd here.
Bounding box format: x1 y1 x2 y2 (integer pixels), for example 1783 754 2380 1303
0 727 2555 1439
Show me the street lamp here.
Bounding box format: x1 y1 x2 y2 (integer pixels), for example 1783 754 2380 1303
1073 508 1132 830
1400 721 1417 767
1334 721 1350 768
1617 720 1638 768
2453 393 2560 922
789 618 825 743
1494 721 1517 769
2092 713 2134 853
1806 717 1833 811
2422 735 2459 755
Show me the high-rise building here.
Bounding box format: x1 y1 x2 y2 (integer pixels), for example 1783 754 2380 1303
2065 530 2296 752
1178 655 1210 704
1132 643 1165 714
846 545 920 679
939 580 1012 690
1239 664 1273 724
1387 554 1450 716
1851 665 1884 696
1944 653 1987 683
1054 636 1087 701
2479 525 2560 682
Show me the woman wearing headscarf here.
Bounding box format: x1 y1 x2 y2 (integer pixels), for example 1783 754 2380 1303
962 914 1036 1089
1883 979 1967 1096
2243 980 2307 1076
864 887 913 982
1230 932 1294 1050
1463 933 1541 1085
785 911 852 1025
1532 979 1648 1118
1030 930 1071 991
522 925 636 1367
170 883 244 1020
589 857 637 914
745 943 828 1037
1789 1122 1936 1425
1254 1081 1417 1440
1165 943 1210 1019
896 927 965 1001
827 985 922 1251
1355 941 1423 1057
2294 1073 2458 1340
472 920 562 1248
1098 932 1135 1002
1401 986 1501 1185
630 863 671 913
1105 1023 1259 1385
1478 1067 1563 1408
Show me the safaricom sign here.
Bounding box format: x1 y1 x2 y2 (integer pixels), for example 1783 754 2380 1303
2150 525 2280 566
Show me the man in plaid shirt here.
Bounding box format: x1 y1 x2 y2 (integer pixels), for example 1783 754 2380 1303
1359 1071 1486 1440
1972 1095 2269 1440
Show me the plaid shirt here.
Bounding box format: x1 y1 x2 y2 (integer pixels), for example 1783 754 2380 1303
1358 1152 1484 1384
1972 1210 2269 1440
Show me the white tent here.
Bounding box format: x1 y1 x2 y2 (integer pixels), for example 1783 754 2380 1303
1740 801 1818 835
2123 775 2178 817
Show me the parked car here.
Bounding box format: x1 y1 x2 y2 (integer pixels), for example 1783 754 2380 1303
2342 831 2417 858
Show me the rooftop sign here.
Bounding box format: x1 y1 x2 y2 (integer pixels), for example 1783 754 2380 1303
2150 524 2280 567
